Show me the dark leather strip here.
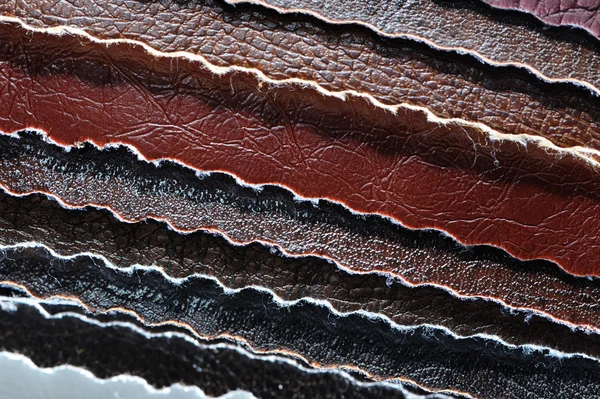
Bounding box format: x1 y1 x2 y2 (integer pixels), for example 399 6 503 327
3 0 600 151
0 293 414 399
1 246 598 398
1 131 599 350
222 0 600 91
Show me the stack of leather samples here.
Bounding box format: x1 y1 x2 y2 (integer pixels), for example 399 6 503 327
0 1 599 397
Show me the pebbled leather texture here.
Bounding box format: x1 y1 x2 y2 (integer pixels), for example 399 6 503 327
3 0 600 152
224 0 600 92
0 0 598 397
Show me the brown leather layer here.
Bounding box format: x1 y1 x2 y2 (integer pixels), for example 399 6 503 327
2 246 599 398
3 0 600 151
2 21 600 276
224 0 600 92
482 0 600 38
2 132 600 343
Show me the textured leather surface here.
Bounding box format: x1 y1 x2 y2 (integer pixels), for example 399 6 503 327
1 21 600 275
2 132 600 349
0 0 598 397
482 0 600 37
0 293 414 399
224 0 600 92
2 246 599 398
3 0 600 151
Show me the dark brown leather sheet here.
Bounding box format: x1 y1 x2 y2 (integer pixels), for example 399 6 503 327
3 0 600 152
2 132 600 342
1 246 598 397
222 0 600 92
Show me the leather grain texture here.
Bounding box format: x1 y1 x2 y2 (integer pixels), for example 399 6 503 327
2 132 600 348
3 0 600 152
1 246 599 398
223 0 600 92
0 292 416 399
1 21 600 275
0 0 598 397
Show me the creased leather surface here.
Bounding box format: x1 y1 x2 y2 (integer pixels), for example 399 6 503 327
1 246 599 398
224 0 600 92
0 294 417 399
1 23 600 276
482 0 600 38
4 0 600 152
2 132 600 345
1 1 598 396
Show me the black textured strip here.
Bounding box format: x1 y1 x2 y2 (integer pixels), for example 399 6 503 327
0 246 598 398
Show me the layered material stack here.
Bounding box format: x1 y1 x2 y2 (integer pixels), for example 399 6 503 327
0 1 599 398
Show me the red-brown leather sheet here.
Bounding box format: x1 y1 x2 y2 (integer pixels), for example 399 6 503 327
2 21 600 276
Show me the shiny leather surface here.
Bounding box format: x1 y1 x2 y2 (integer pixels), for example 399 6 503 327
1 21 600 275
0 292 410 399
2 246 599 397
3 0 600 151
224 0 600 92
0 0 598 397
1 132 599 349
